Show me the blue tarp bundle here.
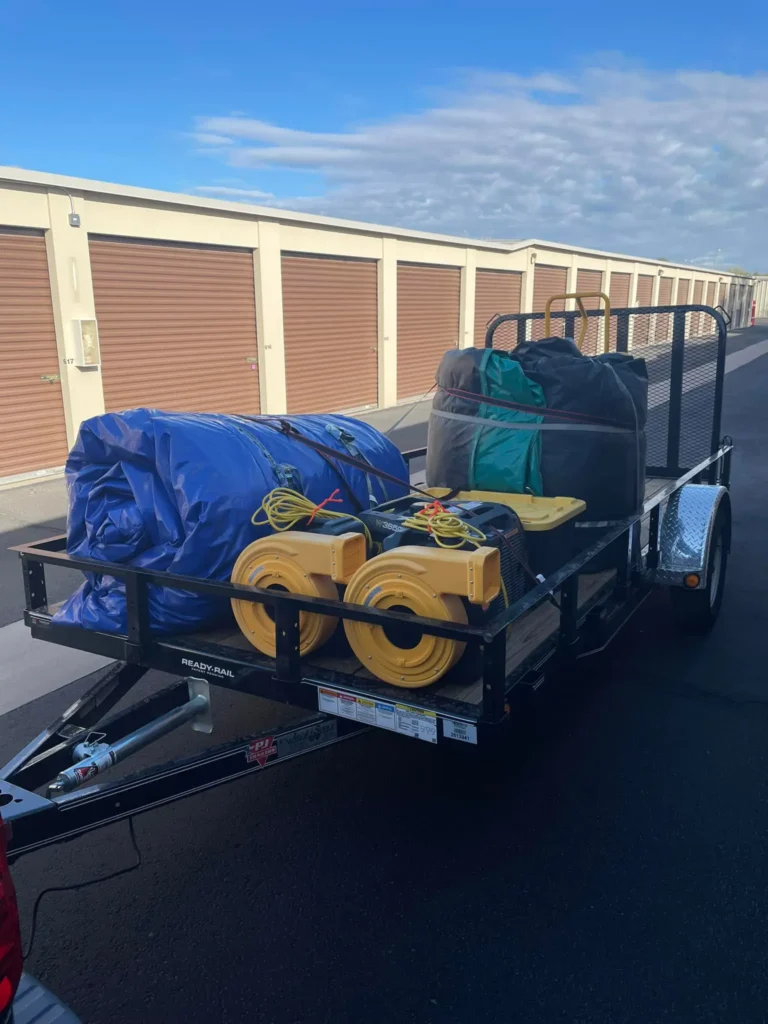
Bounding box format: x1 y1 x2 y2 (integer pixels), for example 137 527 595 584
53 409 408 636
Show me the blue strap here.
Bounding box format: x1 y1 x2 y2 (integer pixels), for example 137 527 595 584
325 424 387 505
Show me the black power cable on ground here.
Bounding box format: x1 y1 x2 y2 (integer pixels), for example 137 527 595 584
22 816 143 962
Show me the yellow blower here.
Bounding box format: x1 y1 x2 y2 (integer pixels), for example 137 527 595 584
231 531 366 657
343 545 501 688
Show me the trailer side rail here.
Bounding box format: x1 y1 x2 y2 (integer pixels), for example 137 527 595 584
11 443 732 731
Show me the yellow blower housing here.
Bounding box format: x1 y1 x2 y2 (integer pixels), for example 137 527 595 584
231 531 366 657
343 545 500 688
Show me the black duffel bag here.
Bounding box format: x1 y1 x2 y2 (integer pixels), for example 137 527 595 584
510 337 648 521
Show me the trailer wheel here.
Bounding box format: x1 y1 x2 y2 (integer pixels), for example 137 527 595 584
670 500 730 635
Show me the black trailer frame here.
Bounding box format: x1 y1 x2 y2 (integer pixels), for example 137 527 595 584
1 304 733 858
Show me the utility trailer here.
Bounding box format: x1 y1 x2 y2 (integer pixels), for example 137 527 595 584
1 301 733 860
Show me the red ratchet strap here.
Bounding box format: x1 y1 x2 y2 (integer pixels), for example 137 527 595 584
439 386 632 430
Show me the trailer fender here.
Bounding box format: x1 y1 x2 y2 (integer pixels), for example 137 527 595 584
656 484 731 589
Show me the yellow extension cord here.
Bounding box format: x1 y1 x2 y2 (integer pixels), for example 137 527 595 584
251 487 373 547
400 503 487 549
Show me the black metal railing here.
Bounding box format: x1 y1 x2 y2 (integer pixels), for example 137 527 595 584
13 438 731 727
484 304 728 480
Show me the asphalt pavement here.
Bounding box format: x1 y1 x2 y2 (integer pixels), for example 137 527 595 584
4 323 768 1023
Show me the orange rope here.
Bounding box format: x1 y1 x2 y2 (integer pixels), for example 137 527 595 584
306 488 343 524
415 499 447 531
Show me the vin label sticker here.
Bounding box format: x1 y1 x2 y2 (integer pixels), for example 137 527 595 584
442 719 478 745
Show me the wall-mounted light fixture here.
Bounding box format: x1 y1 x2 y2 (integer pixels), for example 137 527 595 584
72 319 100 366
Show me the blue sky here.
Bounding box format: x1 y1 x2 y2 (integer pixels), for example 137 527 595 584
2 0 767 265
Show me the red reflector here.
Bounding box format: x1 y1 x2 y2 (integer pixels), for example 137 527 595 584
0 813 22 1013
0 974 12 1012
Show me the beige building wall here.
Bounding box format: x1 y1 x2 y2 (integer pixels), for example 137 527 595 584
755 276 768 318
0 166 749 484
44 192 105 440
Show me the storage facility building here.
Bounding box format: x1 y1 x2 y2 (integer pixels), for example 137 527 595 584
0 166 753 486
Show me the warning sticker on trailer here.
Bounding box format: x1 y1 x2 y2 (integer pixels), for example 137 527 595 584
316 688 436 742
394 705 438 744
442 719 478 745
337 693 358 719
354 698 377 727
318 688 340 715
73 750 113 783
374 701 396 731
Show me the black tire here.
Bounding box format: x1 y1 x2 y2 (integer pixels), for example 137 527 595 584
670 497 730 635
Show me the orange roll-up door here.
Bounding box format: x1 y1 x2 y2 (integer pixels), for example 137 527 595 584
574 268 603 354
633 274 654 346
655 277 674 342
0 228 68 478
282 254 378 413
609 271 631 349
691 280 704 336
397 263 460 400
532 264 568 340
474 269 521 347
90 236 260 415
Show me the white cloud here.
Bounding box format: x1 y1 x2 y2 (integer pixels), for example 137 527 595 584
192 66 768 267
195 185 274 199
192 133 235 147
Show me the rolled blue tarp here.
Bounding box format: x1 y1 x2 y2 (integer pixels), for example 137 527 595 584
53 409 408 635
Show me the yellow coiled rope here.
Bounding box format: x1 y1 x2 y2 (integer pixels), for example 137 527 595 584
400 500 487 549
251 487 373 547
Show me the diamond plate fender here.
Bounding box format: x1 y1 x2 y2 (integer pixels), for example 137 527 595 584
656 484 730 589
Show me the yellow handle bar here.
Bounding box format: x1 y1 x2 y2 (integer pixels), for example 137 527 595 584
544 292 612 353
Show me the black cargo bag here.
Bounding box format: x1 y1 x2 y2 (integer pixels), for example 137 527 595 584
510 337 648 521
